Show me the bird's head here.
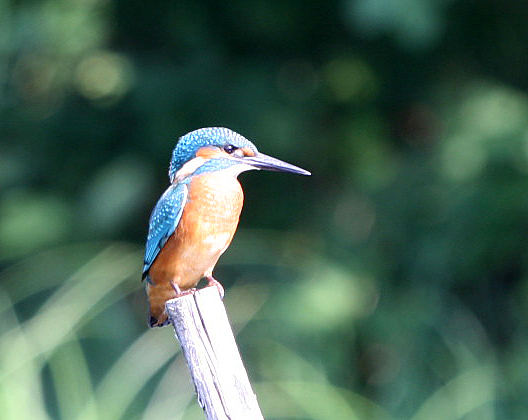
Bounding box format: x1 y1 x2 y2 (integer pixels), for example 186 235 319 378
168 127 310 182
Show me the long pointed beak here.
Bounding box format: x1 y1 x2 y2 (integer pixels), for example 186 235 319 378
242 152 311 176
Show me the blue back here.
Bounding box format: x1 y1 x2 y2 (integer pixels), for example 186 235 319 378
168 127 258 182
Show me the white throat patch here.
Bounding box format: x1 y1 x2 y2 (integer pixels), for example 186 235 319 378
174 157 207 182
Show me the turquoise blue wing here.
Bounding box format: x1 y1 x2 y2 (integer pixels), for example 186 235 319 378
142 183 188 281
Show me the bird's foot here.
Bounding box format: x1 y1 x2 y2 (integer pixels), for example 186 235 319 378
206 276 225 299
170 282 196 298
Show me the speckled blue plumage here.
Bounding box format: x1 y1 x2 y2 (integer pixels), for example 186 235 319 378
142 182 189 281
143 161 245 282
168 127 258 182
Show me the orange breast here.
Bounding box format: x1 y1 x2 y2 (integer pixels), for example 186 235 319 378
147 171 244 326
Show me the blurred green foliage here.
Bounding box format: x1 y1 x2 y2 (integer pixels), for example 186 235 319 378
1 0 528 419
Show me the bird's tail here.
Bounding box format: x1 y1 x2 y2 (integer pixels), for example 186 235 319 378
148 310 169 327
146 282 171 327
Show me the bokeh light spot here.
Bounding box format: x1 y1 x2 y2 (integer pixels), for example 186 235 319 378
285 264 379 332
0 190 71 258
75 51 134 103
441 136 487 181
324 57 378 102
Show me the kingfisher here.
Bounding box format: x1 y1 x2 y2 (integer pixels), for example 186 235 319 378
143 127 310 327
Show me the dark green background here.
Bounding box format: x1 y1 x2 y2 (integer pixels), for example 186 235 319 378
1 0 528 419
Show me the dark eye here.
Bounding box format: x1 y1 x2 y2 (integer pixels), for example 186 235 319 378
224 144 238 154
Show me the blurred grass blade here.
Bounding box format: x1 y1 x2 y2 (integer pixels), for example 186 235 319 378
76 329 177 420
410 366 496 420
49 336 96 420
256 381 393 420
0 243 117 305
0 290 51 420
0 245 141 378
255 340 392 419
141 357 195 420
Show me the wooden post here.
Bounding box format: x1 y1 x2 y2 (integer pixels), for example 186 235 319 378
165 286 264 420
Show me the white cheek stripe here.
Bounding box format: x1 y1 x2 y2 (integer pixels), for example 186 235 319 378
174 157 207 182
175 158 258 182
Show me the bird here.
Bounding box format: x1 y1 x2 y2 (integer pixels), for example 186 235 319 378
142 127 310 327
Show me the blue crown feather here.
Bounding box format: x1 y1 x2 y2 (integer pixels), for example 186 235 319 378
168 127 258 182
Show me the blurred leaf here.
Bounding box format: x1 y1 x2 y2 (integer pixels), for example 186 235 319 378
0 190 71 259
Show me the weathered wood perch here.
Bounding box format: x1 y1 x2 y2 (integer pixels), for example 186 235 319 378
165 286 264 420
